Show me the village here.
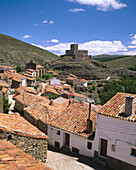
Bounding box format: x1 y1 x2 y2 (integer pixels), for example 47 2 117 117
0 45 136 170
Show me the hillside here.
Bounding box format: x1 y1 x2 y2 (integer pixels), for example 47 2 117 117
49 56 118 80
0 34 59 67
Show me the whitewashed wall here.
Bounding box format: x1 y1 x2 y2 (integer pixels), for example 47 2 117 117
22 79 27 86
94 114 136 166
48 124 94 157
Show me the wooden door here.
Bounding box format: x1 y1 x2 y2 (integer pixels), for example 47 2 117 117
65 133 70 147
100 139 108 157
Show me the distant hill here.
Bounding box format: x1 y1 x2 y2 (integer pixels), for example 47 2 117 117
92 54 130 62
0 34 59 67
49 56 118 80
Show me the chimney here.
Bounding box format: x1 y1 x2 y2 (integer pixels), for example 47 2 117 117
50 99 54 106
125 95 135 117
0 90 3 113
86 102 94 132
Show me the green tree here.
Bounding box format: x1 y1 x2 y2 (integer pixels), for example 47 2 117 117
36 77 40 81
3 96 11 113
42 73 53 80
16 65 22 73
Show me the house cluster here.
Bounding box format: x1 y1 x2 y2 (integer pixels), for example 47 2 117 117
0 60 135 169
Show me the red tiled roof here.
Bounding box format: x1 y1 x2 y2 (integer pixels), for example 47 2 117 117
81 79 86 83
0 140 50 169
73 93 88 98
69 74 77 78
0 113 48 139
37 65 44 69
15 92 50 107
66 77 76 80
0 65 13 70
16 86 36 94
2 87 8 93
27 68 36 72
0 80 9 87
42 86 60 96
48 102 97 138
98 92 136 122
11 73 26 80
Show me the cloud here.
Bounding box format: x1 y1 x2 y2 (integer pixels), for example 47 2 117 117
22 35 31 39
49 20 54 24
42 20 48 24
34 40 127 56
130 34 136 45
128 45 136 49
46 39 59 43
120 50 136 56
68 0 127 11
68 8 85 12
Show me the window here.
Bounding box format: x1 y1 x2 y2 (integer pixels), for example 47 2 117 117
55 141 60 148
112 144 115 152
87 142 92 150
72 147 79 154
7 134 12 141
131 148 136 157
57 130 60 135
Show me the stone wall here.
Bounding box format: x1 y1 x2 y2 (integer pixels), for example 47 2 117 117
0 130 47 162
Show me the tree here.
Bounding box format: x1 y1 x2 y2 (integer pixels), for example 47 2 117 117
16 65 22 73
42 73 53 80
3 96 11 113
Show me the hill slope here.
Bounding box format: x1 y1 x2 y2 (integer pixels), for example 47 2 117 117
49 56 118 80
0 34 59 67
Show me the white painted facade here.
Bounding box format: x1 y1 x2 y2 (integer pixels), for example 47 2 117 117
48 124 94 157
22 79 27 86
81 81 87 87
94 114 136 166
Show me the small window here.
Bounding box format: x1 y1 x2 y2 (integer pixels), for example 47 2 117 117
57 130 60 135
131 148 136 157
87 142 92 150
112 145 115 152
55 141 60 148
72 147 79 154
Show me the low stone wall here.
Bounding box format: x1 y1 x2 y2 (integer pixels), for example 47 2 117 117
0 130 47 162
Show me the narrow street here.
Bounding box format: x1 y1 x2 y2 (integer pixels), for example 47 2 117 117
45 148 107 170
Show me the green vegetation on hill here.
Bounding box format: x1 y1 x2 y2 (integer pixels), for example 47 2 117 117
0 34 59 67
93 54 130 62
98 77 136 105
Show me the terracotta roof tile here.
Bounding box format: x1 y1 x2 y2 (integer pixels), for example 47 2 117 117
37 65 44 69
98 92 136 122
0 113 48 139
66 77 76 80
48 102 98 138
0 65 13 70
16 86 36 94
0 140 50 169
0 80 9 87
15 92 50 107
73 93 88 98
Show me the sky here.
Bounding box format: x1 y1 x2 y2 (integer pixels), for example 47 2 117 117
0 0 136 56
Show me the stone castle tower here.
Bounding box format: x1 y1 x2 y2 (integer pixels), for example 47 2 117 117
61 44 91 61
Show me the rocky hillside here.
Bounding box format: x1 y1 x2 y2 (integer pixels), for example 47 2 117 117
49 56 118 80
0 34 59 67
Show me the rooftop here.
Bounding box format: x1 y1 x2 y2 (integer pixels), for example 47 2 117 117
0 140 50 169
0 65 13 70
11 72 26 80
15 92 50 107
48 102 98 138
98 92 136 122
16 86 36 94
0 113 48 139
37 65 44 69
0 80 9 87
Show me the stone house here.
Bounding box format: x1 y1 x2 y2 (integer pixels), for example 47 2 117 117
0 113 48 162
47 101 99 157
94 92 136 169
25 60 45 78
81 79 87 87
0 140 50 169
61 44 91 61
66 77 81 86
49 78 61 85
9 72 27 88
41 85 60 98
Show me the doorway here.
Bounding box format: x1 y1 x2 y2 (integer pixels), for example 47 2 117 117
64 133 70 147
100 138 108 157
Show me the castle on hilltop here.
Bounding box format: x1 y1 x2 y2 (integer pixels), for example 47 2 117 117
61 44 91 61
